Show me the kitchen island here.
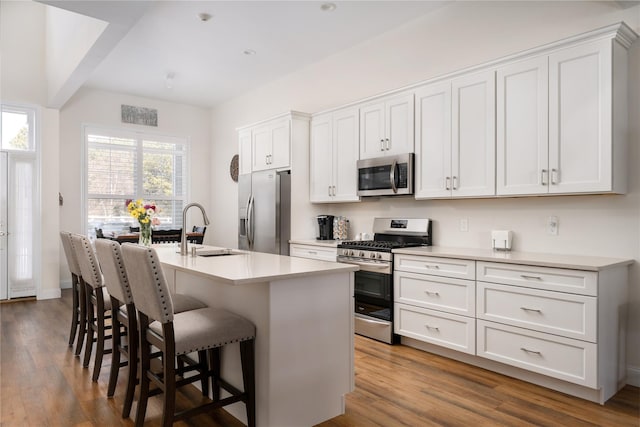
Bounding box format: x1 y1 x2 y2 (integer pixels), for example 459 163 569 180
154 245 358 427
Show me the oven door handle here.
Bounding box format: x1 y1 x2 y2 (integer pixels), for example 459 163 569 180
355 313 391 326
390 159 398 193
337 258 389 269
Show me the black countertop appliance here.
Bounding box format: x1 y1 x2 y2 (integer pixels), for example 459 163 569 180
316 215 334 240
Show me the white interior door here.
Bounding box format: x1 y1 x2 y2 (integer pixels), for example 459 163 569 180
0 152 7 300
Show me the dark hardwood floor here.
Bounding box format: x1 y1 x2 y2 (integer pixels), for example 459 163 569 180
1 290 638 426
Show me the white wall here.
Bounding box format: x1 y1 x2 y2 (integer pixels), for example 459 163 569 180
58 87 212 282
210 3 640 376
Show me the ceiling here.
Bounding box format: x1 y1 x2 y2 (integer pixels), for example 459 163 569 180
58 1 450 109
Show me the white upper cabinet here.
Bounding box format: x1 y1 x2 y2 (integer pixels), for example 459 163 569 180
549 39 618 194
238 129 252 176
496 37 629 196
238 111 309 175
310 108 360 203
415 71 496 199
496 55 549 195
452 70 496 197
360 93 414 159
252 118 290 171
414 81 452 199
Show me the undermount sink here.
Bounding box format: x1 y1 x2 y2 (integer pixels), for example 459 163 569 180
197 249 244 257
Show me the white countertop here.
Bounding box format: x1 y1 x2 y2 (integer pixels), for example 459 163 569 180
393 246 633 271
289 239 341 248
154 245 357 285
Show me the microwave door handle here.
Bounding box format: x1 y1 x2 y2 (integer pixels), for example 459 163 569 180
390 160 398 193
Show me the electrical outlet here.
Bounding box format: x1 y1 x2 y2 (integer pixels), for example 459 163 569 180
460 218 469 232
547 216 559 235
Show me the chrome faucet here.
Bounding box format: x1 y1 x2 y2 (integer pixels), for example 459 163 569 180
180 202 210 255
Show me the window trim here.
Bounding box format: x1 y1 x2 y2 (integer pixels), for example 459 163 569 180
82 124 191 237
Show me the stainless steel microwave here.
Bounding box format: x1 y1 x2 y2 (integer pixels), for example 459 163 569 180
357 153 414 197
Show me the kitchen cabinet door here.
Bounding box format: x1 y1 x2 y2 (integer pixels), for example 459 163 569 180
549 39 612 194
452 70 496 197
414 81 452 199
332 108 360 202
238 129 252 175
359 102 385 159
496 55 549 195
309 114 333 202
385 93 414 156
251 124 272 171
270 118 291 170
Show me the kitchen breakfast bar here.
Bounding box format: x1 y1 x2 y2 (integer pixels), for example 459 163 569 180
154 245 358 427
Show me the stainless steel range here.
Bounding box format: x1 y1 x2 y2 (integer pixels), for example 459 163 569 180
337 218 432 344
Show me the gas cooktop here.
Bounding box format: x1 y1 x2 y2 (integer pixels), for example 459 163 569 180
338 240 423 252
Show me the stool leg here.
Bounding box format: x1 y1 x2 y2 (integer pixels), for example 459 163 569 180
92 291 106 382
123 306 137 419
198 350 209 397
75 278 87 357
83 284 95 368
107 302 121 396
240 339 256 427
161 335 176 427
208 347 221 402
68 274 79 347
135 316 151 427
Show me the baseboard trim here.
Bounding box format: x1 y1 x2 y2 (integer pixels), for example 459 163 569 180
60 279 72 289
627 366 640 387
38 288 61 300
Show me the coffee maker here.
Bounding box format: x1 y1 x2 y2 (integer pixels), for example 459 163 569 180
316 215 334 240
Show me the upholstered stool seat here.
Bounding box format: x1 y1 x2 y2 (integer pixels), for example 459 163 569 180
171 294 206 314
121 243 256 427
149 308 255 356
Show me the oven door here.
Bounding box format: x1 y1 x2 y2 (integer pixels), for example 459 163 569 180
354 270 391 310
357 154 413 197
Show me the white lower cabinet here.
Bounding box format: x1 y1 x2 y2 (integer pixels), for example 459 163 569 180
477 320 597 388
289 243 337 262
394 252 630 403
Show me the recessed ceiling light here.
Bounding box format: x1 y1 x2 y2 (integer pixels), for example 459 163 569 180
198 12 212 22
243 49 256 56
320 2 336 12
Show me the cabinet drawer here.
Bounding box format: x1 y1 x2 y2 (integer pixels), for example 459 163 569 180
477 262 597 296
477 320 597 388
395 271 475 317
289 244 337 262
395 304 475 354
477 282 596 342
395 255 475 280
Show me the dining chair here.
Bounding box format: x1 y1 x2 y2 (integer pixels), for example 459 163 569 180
151 228 182 243
121 243 256 427
70 233 113 382
94 239 209 418
59 231 87 355
188 226 206 244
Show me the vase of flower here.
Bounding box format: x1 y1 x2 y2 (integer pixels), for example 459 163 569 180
139 221 152 247
126 199 159 247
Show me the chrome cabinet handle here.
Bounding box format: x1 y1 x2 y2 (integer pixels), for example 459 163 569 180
520 347 542 356
425 324 440 331
424 264 440 269
452 176 458 190
332 186 336 196
445 176 451 191
541 169 548 186
0 231 6 236
520 274 542 280
385 138 390 151
380 139 385 151
520 307 542 313
308 251 317 255
551 168 558 185
424 290 440 296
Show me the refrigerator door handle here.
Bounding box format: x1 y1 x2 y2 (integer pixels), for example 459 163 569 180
247 195 254 246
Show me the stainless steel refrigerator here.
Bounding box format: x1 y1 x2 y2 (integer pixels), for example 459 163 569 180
238 169 291 255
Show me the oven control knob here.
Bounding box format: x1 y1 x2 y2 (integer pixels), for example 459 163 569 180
370 253 375 259
359 251 365 257
349 250 355 256
376 253 382 259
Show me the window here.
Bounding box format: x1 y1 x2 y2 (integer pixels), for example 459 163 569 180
84 127 188 237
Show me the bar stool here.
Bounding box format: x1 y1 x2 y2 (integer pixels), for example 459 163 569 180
94 239 208 418
60 231 87 356
121 243 256 427
70 233 115 382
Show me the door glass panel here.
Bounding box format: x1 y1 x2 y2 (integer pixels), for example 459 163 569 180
0 152 7 300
